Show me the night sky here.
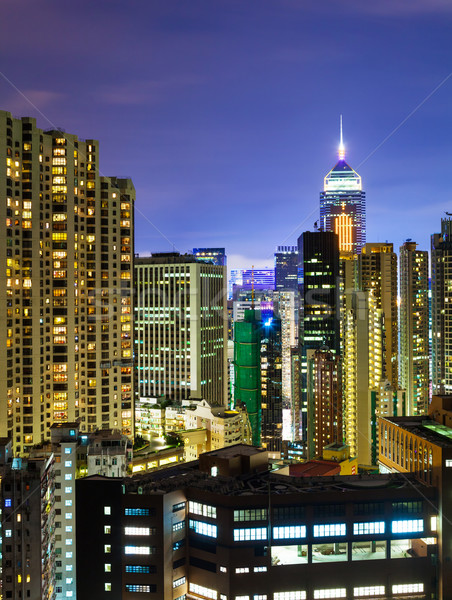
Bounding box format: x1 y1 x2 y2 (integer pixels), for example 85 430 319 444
2 0 452 271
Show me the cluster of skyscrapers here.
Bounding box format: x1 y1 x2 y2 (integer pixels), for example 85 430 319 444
0 109 451 599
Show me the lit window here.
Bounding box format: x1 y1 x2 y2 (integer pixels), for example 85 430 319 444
104 545 111 553
354 587 385 597
125 565 150 573
445 459 452 467
314 589 346 599
64 447 72 455
64 474 72 481
124 508 150 516
253 566 267 572
104 506 111 515
313 524 346 537
189 519 217 538
64 460 72 468
65 513 72 520
188 501 217 519
104 525 111 534
125 585 152 593
172 522 185 533
66 552 73 559
105 564 111 572
124 526 150 536
189 583 217 599
173 577 186 588
220 566 227 573
353 522 385 535
233 527 267 542
431 516 437 531
5 499 11 508
65 525 72 533
235 567 249 573
65 539 73 546
273 525 306 539
65 500 73 507
65 487 72 494
254 596 267 600
392 583 424 594
391 519 423 534
105 583 112 591
5 530 11 537
66 565 73 572
274 593 306 600
125 546 153 555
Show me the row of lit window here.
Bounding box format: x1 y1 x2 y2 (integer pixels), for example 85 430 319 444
232 584 424 600
189 500 217 519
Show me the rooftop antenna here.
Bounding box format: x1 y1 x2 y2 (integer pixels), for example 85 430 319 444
338 114 345 160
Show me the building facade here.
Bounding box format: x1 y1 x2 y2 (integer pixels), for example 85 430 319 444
76 445 439 600
399 241 429 414
274 245 298 291
134 253 228 406
0 111 135 455
431 218 452 394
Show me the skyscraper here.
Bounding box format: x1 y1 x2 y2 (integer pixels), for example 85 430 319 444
134 253 228 406
399 241 429 415
431 218 452 394
320 120 366 254
0 111 134 455
298 230 340 440
358 242 398 390
306 347 343 459
275 245 298 291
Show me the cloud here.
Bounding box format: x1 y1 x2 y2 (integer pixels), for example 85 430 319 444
0 83 66 123
227 254 273 274
95 75 203 106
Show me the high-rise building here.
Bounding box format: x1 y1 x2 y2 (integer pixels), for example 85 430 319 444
0 111 135 455
320 121 366 254
260 312 283 453
134 253 228 406
275 245 298 291
298 230 340 440
358 243 398 390
193 247 226 266
431 218 452 394
229 267 275 299
399 241 429 414
306 347 343 459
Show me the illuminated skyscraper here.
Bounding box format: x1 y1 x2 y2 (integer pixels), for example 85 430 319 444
358 243 398 390
399 241 429 414
0 111 134 455
135 253 228 406
320 119 366 254
431 218 452 394
298 230 340 440
275 245 298 291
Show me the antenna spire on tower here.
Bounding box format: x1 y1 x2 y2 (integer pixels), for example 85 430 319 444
338 114 345 160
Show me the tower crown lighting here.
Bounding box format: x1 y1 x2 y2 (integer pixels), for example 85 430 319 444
338 114 345 160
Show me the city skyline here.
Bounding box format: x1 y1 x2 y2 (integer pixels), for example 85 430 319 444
2 1 452 271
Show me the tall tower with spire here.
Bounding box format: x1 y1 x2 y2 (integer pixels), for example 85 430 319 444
320 117 366 254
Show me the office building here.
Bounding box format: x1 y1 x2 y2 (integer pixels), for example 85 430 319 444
431 218 452 394
275 245 298 291
0 111 135 455
76 444 439 599
134 253 228 406
306 347 343 459
358 243 398 390
260 311 283 453
229 267 275 300
379 394 452 600
193 247 226 266
320 123 366 254
298 230 340 440
343 290 383 464
399 241 429 414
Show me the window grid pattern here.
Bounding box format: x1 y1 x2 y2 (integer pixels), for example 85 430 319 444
173 521 185 532
125 585 152 593
125 566 150 573
391 519 423 534
273 525 306 540
124 527 150 536
189 501 217 519
392 583 424 594
124 508 150 516
124 546 155 555
189 583 218 599
274 592 306 600
234 508 268 522
313 524 346 537
235 567 250 573
353 587 385 597
353 522 385 535
313 589 346 599
173 577 186 588
233 527 267 542
189 519 217 538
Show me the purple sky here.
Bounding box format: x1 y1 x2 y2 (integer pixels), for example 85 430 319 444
2 0 452 271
